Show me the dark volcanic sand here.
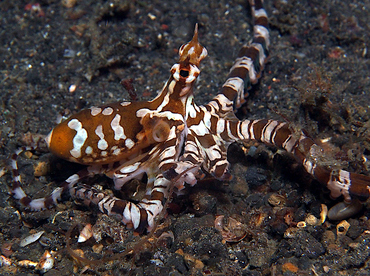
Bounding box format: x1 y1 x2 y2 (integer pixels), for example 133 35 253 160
0 0 369 275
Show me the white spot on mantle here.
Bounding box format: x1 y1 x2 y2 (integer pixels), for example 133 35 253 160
68 119 88 158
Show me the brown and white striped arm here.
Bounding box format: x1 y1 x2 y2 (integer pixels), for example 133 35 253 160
233 119 370 202
219 0 269 114
70 174 171 233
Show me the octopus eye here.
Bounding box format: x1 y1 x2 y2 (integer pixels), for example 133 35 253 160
180 70 189 78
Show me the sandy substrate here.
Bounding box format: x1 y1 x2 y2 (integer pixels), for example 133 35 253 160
0 0 369 275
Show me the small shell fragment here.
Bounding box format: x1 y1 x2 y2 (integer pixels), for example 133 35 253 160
17 251 55 273
0 255 12 267
268 194 286 207
78 223 93 243
20 231 45 247
305 214 319 226
147 13 156 20
214 215 248 242
36 250 54 273
0 167 6 178
18 259 38 268
1 243 13 257
297 221 306 228
320 204 328 224
336 220 350 237
69 84 77 93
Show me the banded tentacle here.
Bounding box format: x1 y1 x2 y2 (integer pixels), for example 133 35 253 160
12 161 91 211
230 119 370 202
11 146 170 233
219 0 269 114
71 174 171 233
185 97 370 203
11 148 129 211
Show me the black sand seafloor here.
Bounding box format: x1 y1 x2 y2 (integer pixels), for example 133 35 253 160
0 0 369 275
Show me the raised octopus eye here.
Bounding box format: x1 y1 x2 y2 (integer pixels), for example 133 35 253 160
152 120 171 142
